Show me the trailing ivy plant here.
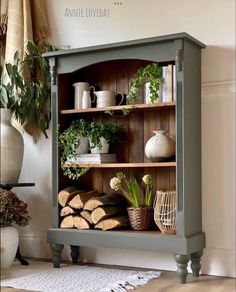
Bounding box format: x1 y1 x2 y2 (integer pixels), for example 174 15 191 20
0 41 58 139
105 63 163 117
57 119 90 180
126 63 163 105
57 119 122 180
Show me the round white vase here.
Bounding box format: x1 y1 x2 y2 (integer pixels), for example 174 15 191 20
145 130 175 162
0 108 24 183
0 226 19 269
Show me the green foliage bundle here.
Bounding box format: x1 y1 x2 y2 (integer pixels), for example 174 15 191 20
57 119 90 180
57 119 121 180
0 41 57 138
0 188 30 227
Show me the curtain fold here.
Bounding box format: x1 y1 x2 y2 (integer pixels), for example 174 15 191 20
2 0 50 140
0 0 8 62
4 0 49 62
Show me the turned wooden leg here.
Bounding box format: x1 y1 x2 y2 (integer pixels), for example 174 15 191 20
190 250 203 277
50 243 64 268
70 245 80 264
174 254 190 283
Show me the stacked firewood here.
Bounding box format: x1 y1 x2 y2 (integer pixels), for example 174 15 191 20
58 186 129 231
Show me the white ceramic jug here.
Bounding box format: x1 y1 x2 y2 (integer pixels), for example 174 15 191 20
94 90 124 108
82 90 95 109
73 82 95 109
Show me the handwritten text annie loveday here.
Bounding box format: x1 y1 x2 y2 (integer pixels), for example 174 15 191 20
65 8 110 18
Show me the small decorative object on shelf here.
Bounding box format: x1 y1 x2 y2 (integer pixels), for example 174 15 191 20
145 130 175 162
94 90 124 108
110 172 154 230
153 190 176 234
73 82 95 109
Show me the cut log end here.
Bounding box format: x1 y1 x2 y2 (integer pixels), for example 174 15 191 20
95 215 129 231
73 216 90 229
84 193 125 211
60 215 74 228
68 190 100 209
91 205 125 224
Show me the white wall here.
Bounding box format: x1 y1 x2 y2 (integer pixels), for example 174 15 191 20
17 0 235 277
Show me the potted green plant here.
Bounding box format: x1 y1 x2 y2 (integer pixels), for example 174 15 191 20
0 188 30 269
58 119 122 179
126 63 163 105
88 120 121 153
110 172 154 230
58 119 90 180
0 41 56 184
0 41 54 139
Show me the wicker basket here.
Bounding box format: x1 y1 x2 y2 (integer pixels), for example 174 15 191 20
127 207 153 231
153 191 176 234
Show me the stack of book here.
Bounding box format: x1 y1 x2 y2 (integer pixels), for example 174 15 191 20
72 153 117 164
161 64 176 102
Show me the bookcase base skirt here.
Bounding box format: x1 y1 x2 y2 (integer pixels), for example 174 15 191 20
47 228 205 283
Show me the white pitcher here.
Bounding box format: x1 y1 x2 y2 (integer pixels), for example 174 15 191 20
94 90 124 108
73 82 95 109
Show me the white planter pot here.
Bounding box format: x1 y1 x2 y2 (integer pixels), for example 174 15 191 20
0 109 24 183
0 226 19 269
75 136 89 154
90 137 109 154
144 82 162 104
145 130 175 161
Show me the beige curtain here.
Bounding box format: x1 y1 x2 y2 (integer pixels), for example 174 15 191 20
4 0 49 61
1 0 50 140
0 0 8 63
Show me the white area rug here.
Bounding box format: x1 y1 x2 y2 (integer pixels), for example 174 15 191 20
1 262 161 292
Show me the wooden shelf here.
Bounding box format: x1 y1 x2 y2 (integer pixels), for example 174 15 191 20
60 102 176 115
64 162 176 168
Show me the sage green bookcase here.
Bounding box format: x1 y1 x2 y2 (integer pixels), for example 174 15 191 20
44 33 206 283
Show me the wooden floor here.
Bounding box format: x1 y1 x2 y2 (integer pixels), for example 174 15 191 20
1 260 235 292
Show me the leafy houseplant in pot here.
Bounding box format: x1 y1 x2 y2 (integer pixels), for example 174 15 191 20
58 119 90 180
0 41 55 183
0 41 53 139
126 63 163 105
88 120 121 154
0 188 30 269
110 172 154 230
106 63 163 117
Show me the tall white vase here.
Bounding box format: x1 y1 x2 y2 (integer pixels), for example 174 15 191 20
0 226 19 269
0 108 24 183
